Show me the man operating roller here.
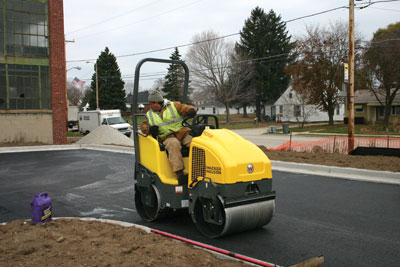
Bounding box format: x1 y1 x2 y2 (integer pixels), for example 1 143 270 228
141 90 197 184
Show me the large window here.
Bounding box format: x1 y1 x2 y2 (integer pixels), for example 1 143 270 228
1 0 49 58
0 0 50 110
392 105 400 115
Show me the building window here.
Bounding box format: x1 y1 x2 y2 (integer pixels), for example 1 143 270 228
336 105 340 115
294 105 301 117
355 106 364 113
289 92 292 99
392 105 400 115
0 0 50 110
2 0 49 58
279 105 283 113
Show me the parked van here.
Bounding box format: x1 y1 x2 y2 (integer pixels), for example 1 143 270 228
78 110 131 137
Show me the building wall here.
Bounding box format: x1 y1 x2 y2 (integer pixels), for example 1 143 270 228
0 0 67 145
0 111 53 143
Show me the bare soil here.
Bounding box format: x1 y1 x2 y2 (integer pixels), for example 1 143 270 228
0 219 248 267
260 146 400 172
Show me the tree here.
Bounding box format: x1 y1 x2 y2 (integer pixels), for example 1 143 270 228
286 22 362 125
88 47 126 110
186 30 238 123
236 7 294 121
228 51 256 118
363 22 400 130
67 83 83 106
162 48 186 101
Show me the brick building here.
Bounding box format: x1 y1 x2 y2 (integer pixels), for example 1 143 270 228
0 0 67 144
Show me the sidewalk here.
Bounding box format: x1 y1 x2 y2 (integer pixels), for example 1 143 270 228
2 143 399 185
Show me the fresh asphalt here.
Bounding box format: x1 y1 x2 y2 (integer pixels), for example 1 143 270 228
1 148 399 267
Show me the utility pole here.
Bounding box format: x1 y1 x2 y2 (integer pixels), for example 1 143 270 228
348 0 355 153
86 61 99 110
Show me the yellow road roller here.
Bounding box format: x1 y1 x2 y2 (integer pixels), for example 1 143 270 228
132 58 275 238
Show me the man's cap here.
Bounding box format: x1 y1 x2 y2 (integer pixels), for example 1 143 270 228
148 90 163 102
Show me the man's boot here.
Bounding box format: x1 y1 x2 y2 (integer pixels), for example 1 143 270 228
176 170 187 185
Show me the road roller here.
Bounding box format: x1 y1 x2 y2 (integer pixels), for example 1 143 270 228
132 58 275 238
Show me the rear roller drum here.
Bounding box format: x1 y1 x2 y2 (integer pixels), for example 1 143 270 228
135 184 161 221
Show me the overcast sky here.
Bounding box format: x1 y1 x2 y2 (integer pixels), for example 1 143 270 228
63 0 400 90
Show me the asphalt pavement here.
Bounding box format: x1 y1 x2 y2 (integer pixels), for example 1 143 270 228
1 149 400 267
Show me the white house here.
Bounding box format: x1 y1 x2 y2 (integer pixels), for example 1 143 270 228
274 86 344 123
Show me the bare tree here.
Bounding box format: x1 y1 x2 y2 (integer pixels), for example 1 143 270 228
186 30 253 123
67 82 83 106
152 78 165 91
228 51 255 118
286 21 362 125
124 81 134 96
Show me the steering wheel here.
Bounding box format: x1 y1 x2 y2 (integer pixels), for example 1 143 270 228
182 114 219 137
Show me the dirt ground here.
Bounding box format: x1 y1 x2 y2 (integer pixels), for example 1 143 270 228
0 219 249 267
260 146 400 172
1 144 399 266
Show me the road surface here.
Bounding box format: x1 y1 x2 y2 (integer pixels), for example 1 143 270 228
1 149 399 267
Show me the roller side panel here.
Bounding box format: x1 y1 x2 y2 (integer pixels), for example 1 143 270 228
135 163 189 210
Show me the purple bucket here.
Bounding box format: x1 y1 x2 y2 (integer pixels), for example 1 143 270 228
30 192 52 224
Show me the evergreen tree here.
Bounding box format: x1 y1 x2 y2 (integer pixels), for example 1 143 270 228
236 7 294 121
162 47 185 101
88 47 126 110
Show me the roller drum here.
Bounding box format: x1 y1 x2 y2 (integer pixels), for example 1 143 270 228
221 199 275 236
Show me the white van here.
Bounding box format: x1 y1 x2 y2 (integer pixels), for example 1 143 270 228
78 109 131 137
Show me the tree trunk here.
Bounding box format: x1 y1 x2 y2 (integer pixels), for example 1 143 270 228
225 103 230 124
328 108 334 126
243 105 248 118
383 105 391 131
255 99 262 122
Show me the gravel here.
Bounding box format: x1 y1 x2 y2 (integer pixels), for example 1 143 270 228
76 125 133 147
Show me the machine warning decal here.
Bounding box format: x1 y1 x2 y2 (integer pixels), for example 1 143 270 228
175 186 183 193
206 166 221 174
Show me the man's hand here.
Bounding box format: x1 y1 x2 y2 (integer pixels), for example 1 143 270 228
149 125 159 138
187 108 197 118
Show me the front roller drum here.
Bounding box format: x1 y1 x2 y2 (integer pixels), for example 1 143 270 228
192 197 275 238
135 184 161 221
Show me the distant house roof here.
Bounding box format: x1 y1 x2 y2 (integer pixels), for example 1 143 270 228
355 89 400 104
126 91 150 105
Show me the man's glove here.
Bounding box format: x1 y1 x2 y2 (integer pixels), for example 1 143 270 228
187 108 197 118
149 125 159 138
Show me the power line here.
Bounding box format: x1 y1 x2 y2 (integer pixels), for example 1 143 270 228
67 1 400 63
67 5 350 63
72 0 206 41
65 0 163 36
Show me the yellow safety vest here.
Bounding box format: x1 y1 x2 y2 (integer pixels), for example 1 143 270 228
146 102 183 139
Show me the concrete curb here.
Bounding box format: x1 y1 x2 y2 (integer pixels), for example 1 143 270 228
0 144 134 155
271 160 400 185
0 144 81 153
1 144 399 185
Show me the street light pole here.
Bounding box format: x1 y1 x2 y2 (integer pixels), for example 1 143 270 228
95 63 99 110
348 0 355 153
